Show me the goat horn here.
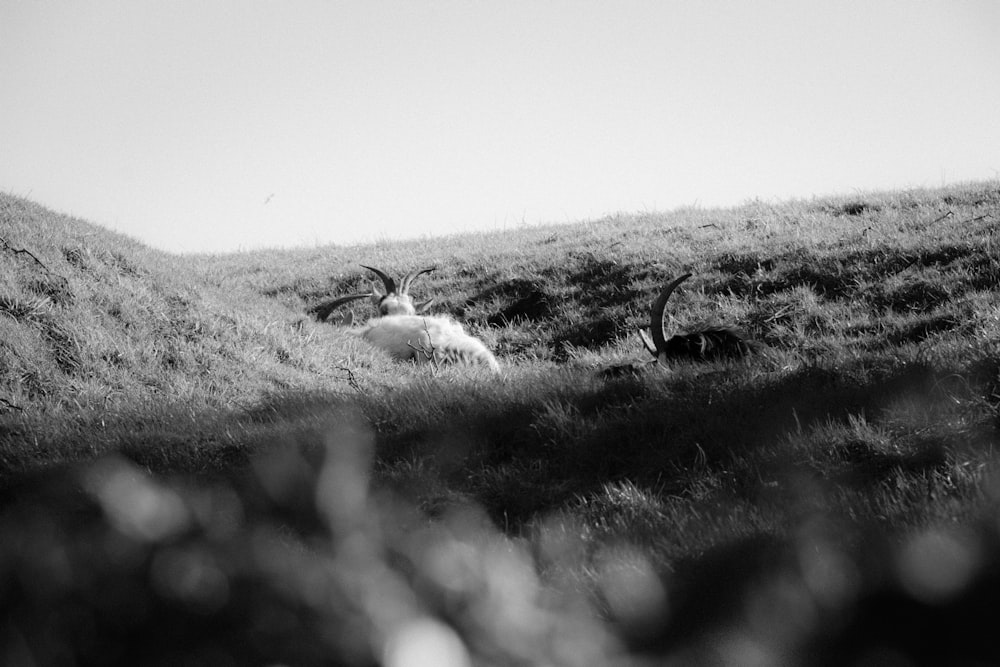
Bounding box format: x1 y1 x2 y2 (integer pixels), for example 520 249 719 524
649 273 692 357
310 293 372 322
400 267 436 295
638 328 658 357
360 265 396 294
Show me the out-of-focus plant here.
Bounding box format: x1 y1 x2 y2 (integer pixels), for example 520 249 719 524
0 412 621 666
4 410 1000 666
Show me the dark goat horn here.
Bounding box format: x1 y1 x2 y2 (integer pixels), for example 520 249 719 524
649 273 692 357
310 293 373 322
400 267 436 295
360 265 396 294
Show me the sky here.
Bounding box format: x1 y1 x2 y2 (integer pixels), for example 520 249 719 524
1 1 998 254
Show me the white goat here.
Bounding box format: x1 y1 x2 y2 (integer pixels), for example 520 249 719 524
311 266 501 372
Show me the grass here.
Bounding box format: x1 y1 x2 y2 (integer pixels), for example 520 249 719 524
1 181 1000 664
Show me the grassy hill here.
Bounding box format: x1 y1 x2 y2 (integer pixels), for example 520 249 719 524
2 182 1000 665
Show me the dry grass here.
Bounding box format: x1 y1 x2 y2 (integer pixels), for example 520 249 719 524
2 181 1000 664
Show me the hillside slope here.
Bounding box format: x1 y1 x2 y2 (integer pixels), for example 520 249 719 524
3 182 1000 665
3 183 1000 466
0 194 396 472
186 181 1000 365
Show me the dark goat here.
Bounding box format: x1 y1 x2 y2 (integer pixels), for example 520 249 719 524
639 274 754 363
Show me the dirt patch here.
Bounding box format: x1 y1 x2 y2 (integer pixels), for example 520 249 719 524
487 288 553 326
869 281 952 313
564 254 647 309
552 316 623 357
714 253 776 277
832 202 882 217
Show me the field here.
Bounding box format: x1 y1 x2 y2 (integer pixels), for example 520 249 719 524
2 182 1000 665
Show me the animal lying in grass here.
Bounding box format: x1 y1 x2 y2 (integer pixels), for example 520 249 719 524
310 265 436 322
311 265 501 372
639 273 755 364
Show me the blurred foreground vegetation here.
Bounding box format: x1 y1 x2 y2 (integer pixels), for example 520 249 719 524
2 182 1000 665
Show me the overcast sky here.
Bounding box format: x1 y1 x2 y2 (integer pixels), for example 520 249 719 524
1 1 998 253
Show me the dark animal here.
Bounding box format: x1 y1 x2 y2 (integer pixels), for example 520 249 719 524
639 273 754 363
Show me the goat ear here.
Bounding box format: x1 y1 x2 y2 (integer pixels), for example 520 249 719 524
415 298 435 313
370 280 383 297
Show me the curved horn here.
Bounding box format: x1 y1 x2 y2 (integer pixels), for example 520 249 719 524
638 328 658 356
360 265 396 294
310 293 372 322
399 267 436 295
649 273 692 356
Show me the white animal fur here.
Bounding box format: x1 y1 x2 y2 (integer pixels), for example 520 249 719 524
316 266 500 372
358 314 501 371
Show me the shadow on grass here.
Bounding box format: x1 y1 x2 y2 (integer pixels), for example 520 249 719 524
3 357 991 527
715 244 992 302
266 360 987 528
0 362 998 666
471 363 961 524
